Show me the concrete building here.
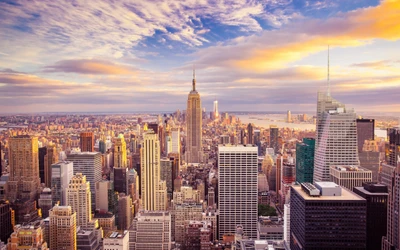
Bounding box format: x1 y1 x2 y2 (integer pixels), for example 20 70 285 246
218 145 258 239
283 204 290 247
186 71 203 163
6 135 41 224
171 128 180 154
76 228 101 250
49 205 77 250
67 152 102 211
129 211 171 250
117 193 132 231
353 182 388 250
290 182 366 250
0 200 13 244
356 118 375 152
258 217 284 240
114 134 127 168
38 145 58 187
51 161 74 206
270 126 279 153
80 132 94 152
314 96 359 182
93 211 116 236
66 173 92 227
160 158 173 196
7 221 48 250
38 188 53 218
103 231 129 250
174 202 203 245
330 165 372 190
141 132 167 211
95 180 118 213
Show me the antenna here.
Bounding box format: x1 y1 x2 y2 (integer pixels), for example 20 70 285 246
192 64 196 91
327 45 330 97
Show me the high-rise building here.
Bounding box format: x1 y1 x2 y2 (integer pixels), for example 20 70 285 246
7 221 48 250
80 132 94 152
281 162 296 205
66 173 92 227
141 132 167 211
313 93 359 182
95 180 118 213
113 167 128 194
171 128 180 154
6 135 41 224
174 202 203 245
186 70 202 163
49 205 77 250
387 127 400 166
330 165 372 190
356 119 375 152
44 145 58 187
160 158 173 196
67 152 102 211
382 160 400 250
76 228 101 250
290 182 366 250
38 188 53 218
287 110 292 123
218 145 258 239
51 161 74 206
118 193 132 231
114 134 127 168
0 200 13 244
7 135 40 202
165 132 172 155
247 123 254 145
296 138 315 183
213 99 219 120
353 182 388 250
269 126 279 153
129 211 171 250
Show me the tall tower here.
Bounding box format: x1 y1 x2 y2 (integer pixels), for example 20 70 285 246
49 205 77 250
141 132 167 211
213 99 219 119
80 132 94 152
186 70 202 163
6 135 41 202
114 134 127 168
218 145 258 239
66 173 92 227
247 123 254 144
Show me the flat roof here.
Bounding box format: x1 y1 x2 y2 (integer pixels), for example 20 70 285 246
314 182 339 188
353 186 388 196
218 145 257 152
292 185 365 201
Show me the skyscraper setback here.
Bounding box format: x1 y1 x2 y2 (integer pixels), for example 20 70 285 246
186 70 202 163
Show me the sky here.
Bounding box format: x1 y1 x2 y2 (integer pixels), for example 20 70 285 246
0 0 399 113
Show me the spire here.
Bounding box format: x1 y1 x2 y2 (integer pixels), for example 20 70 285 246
192 65 196 91
327 45 330 97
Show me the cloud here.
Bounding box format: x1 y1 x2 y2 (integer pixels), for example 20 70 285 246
194 0 400 72
43 59 138 75
351 60 393 69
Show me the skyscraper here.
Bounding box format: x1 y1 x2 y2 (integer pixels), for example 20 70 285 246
113 134 127 168
387 127 400 166
314 93 359 182
67 152 102 211
287 110 292 123
171 128 180 154
141 132 167 211
356 119 375 152
247 123 254 144
66 173 92 227
186 70 202 163
296 138 315 183
0 200 13 244
270 125 279 153
51 161 74 206
213 99 219 120
290 182 366 250
49 205 77 250
80 132 94 152
117 193 132 230
218 145 258 239
353 182 388 250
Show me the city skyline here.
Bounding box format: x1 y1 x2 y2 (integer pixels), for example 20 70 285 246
0 0 399 113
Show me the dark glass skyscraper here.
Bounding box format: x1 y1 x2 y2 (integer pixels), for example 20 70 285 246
356 118 375 152
270 125 279 153
353 182 388 250
296 138 315 183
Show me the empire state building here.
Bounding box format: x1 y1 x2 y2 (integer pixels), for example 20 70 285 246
186 70 202 163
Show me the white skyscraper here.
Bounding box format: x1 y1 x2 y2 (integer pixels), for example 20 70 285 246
51 161 74 206
67 152 102 211
66 173 92 227
218 145 258 239
213 99 219 119
141 132 167 211
313 93 359 182
171 128 180 154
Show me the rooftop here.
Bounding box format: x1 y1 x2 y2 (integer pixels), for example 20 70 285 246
330 165 370 172
292 184 365 201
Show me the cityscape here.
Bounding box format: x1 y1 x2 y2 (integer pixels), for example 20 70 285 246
1 0 400 250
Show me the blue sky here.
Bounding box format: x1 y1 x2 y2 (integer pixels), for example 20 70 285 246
0 0 399 113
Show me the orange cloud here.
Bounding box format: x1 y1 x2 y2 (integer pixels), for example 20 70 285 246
200 0 400 72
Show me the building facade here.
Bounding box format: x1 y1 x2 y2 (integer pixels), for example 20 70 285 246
51 161 74 206
295 138 315 183
49 205 77 250
356 119 375 152
80 132 94 152
186 72 202 163
218 145 258 239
